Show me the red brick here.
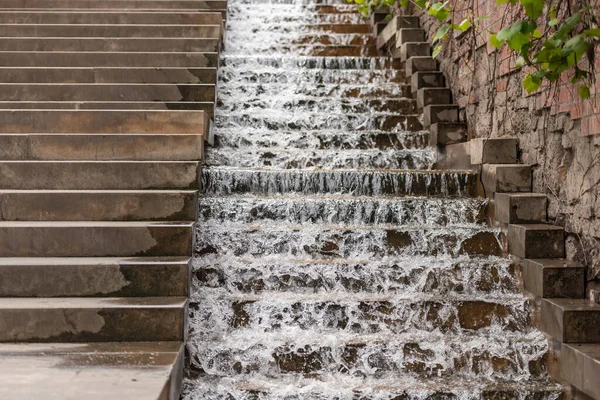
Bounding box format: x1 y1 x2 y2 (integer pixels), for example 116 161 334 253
590 115 600 135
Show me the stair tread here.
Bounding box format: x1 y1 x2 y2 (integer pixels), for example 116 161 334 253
0 296 188 308
0 256 190 265
0 221 194 227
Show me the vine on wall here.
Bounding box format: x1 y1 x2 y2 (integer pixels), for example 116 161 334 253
348 0 599 99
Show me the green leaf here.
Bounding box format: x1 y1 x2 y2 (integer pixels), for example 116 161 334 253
549 18 559 27
554 13 580 41
489 33 504 48
432 45 442 58
497 21 524 41
532 29 542 38
432 25 450 43
563 35 589 61
399 0 409 7
519 0 543 20
414 0 427 8
508 32 530 50
428 1 450 22
584 28 600 38
578 85 591 99
458 18 471 31
523 73 541 93
515 56 525 68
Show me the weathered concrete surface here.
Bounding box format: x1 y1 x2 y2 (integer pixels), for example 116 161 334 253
541 298 600 343
405 56 437 77
0 342 184 399
520 258 585 298
0 11 223 24
481 164 532 195
0 221 194 257
0 0 228 9
508 223 565 259
429 122 467 146
0 257 190 297
470 138 518 165
395 28 425 46
416 87 452 109
495 193 547 224
0 37 221 52
561 343 600 399
411 71 444 93
0 52 218 67
396 42 430 62
423 104 458 128
0 24 222 38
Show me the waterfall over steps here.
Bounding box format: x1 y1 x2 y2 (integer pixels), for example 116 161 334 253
183 1 562 398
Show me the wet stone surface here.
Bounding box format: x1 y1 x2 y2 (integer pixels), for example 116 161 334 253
183 0 562 398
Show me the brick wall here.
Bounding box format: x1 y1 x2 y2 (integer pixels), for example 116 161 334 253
406 0 600 281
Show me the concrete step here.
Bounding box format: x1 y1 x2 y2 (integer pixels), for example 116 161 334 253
495 193 547 224
0 257 190 297
481 164 532 196
396 28 426 47
0 67 217 83
395 42 430 62
429 122 467 146
0 190 197 221
0 110 210 135
0 161 200 190
541 298 600 343
520 258 585 298
0 24 222 38
0 84 216 102
0 0 228 10
0 11 222 24
0 342 184 399
411 71 445 93
405 56 437 77
0 52 218 67
0 133 204 161
313 24 370 34
561 343 600 399
0 221 193 257
0 37 220 52
423 104 459 128
508 223 565 259
470 137 518 165
416 87 451 109
0 297 187 342
376 16 420 50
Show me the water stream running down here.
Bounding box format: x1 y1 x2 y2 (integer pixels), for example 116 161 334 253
183 1 563 398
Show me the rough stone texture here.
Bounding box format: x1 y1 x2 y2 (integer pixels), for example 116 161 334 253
470 138 518 165
508 224 565 259
520 258 585 298
561 344 600 399
411 5 600 282
495 193 547 224
541 298 600 343
481 164 532 195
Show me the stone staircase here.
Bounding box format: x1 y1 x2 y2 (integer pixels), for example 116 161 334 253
0 1 224 398
183 0 563 398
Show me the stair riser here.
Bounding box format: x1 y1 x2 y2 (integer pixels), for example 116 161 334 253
0 304 187 342
0 12 222 24
0 0 227 9
0 162 200 190
0 224 193 257
0 67 217 84
0 25 222 38
0 110 209 134
0 262 189 297
0 84 216 102
0 53 218 68
195 227 503 258
0 191 197 221
0 103 215 118
0 134 204 161
0 38 220 52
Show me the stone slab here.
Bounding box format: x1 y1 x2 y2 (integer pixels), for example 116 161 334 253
0 133 205 161
470 137 518 165
0 24 222 38
0 257 190 297
429 122 467 146
416 88 451 109
397 42 430 62
0 190 197 221
0 11 222 24
423 104 458 128
395 28 425 47
520 258 585 298
508 223 564 259
561 343 600 399
481 164 532 195
0 0 228 9
0 83 216 102
0 342 184 400
405 56 437 78
0 161 200 190
0 110 210 135
0 221 194 257
411 71 445 93
0 67 218 83
0 297 188 342
541 299 600 343
0 37 220 52
495 193 547 224
0 52 218 67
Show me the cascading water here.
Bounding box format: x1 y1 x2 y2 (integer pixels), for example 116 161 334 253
183 0 563 398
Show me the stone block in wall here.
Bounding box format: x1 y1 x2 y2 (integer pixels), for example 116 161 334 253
495 193 547 224
405 56 437 78
416 88 452 109
561 344 600 399
429 122 467 146
396 42 430 62
395 28 425 47
410 71 444 93
541 299 600 343
520 258 585 298
423 104 458 128
481 164 532 195
508 223 565 259
470 137 518 165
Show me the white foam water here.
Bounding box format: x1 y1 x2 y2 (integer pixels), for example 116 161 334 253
183 0 562 398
